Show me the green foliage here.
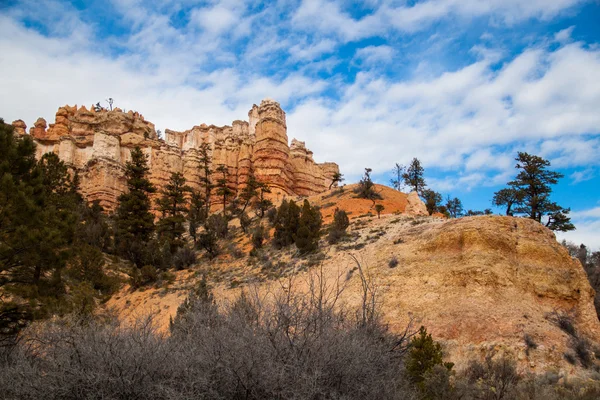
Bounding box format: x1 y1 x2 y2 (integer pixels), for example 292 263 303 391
156 172 191 252
188 190 207 244
215 164 233 214
327 207 350 244
403 158 427 195
114 147 156 265
422 189 442 215
273 200 301 248
295 200 322 254
495 152 574 231
445 197 463 218
329 171 344 189
492 188 522 216
197 143 212 215
355 168 382 200
406 326 453 385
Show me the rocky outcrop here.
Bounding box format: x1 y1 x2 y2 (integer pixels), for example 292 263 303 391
22 99 340 210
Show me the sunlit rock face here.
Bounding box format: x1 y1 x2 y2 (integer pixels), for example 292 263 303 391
20 99 340 210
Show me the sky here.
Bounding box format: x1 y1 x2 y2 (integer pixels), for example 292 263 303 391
1 0 599 248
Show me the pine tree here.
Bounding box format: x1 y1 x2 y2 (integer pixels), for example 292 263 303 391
406 326 454 385
188 190 207 244
215 164 233 215
492 188 522 216
390 163 405 191
403 158 426 195
445 196 463 218
239 172 268 216
197 143 212 215
115 147 156 265
156 172 191 252
495 152 575 231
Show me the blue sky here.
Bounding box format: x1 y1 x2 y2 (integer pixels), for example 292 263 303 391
1 0 599 247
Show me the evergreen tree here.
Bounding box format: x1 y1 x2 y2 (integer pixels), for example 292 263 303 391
494 152 575 231
239 172 269 216
445 196 463 218
188 190 207 244
294 200 322 254
355 168 381 201
421 189 442 216
390 163 405 191
403 158 426 195
406 326 454 385
215 164 233 215
197 143 212 215
492 188 522 216
327 208 349 244
114 147 156 265
255 183 273 218
329 171 345 190
156 172 191 252
273 200 301 248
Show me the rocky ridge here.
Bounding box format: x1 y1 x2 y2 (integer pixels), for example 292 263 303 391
13 99 339 210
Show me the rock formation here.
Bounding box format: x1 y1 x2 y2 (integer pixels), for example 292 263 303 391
16 99 340 210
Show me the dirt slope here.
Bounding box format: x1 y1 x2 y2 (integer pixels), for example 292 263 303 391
104 187 600 376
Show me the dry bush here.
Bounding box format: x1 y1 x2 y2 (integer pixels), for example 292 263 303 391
0 266 418 400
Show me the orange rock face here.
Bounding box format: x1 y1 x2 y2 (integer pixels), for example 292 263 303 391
23 99 340 210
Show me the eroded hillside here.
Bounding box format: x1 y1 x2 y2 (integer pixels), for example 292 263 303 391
104 185 600 376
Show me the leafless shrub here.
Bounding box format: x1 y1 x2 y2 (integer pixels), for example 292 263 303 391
0 266 418 400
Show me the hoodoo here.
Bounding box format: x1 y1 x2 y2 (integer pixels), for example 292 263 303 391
14 99 340 210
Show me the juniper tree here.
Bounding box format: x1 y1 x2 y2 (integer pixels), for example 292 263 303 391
273 200 301 248
329 171 344 190
403 158 426 195
327 208 350 244
114 147 156 265
355 168 381 201
294 200 322 254
156 172 191 252
421 189 442 216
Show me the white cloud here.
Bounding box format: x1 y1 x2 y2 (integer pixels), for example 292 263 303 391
353 45 394 67
570 169 596 184
289 39 337 61
557 206 600 250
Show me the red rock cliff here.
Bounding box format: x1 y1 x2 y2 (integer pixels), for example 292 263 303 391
15 99 340 210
